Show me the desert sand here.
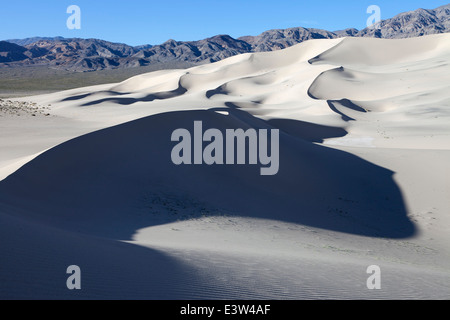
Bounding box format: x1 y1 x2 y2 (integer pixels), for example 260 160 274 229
0 34 449 299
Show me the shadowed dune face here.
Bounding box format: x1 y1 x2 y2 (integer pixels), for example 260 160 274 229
266 118 347 143
0 108 415 240
60 80 188 106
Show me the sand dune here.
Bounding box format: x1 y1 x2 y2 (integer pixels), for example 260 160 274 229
0 35 449 299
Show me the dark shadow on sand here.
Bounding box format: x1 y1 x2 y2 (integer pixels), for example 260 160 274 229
61 80 188 106
327 99 367 122
61 90 131 102
0 207 224 299
0 108 416 241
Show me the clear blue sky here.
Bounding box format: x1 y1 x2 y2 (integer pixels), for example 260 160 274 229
0 0 447 46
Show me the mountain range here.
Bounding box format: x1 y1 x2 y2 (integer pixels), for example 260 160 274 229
1 4 449 72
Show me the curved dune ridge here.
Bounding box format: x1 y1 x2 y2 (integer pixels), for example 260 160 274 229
0 35 450 299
